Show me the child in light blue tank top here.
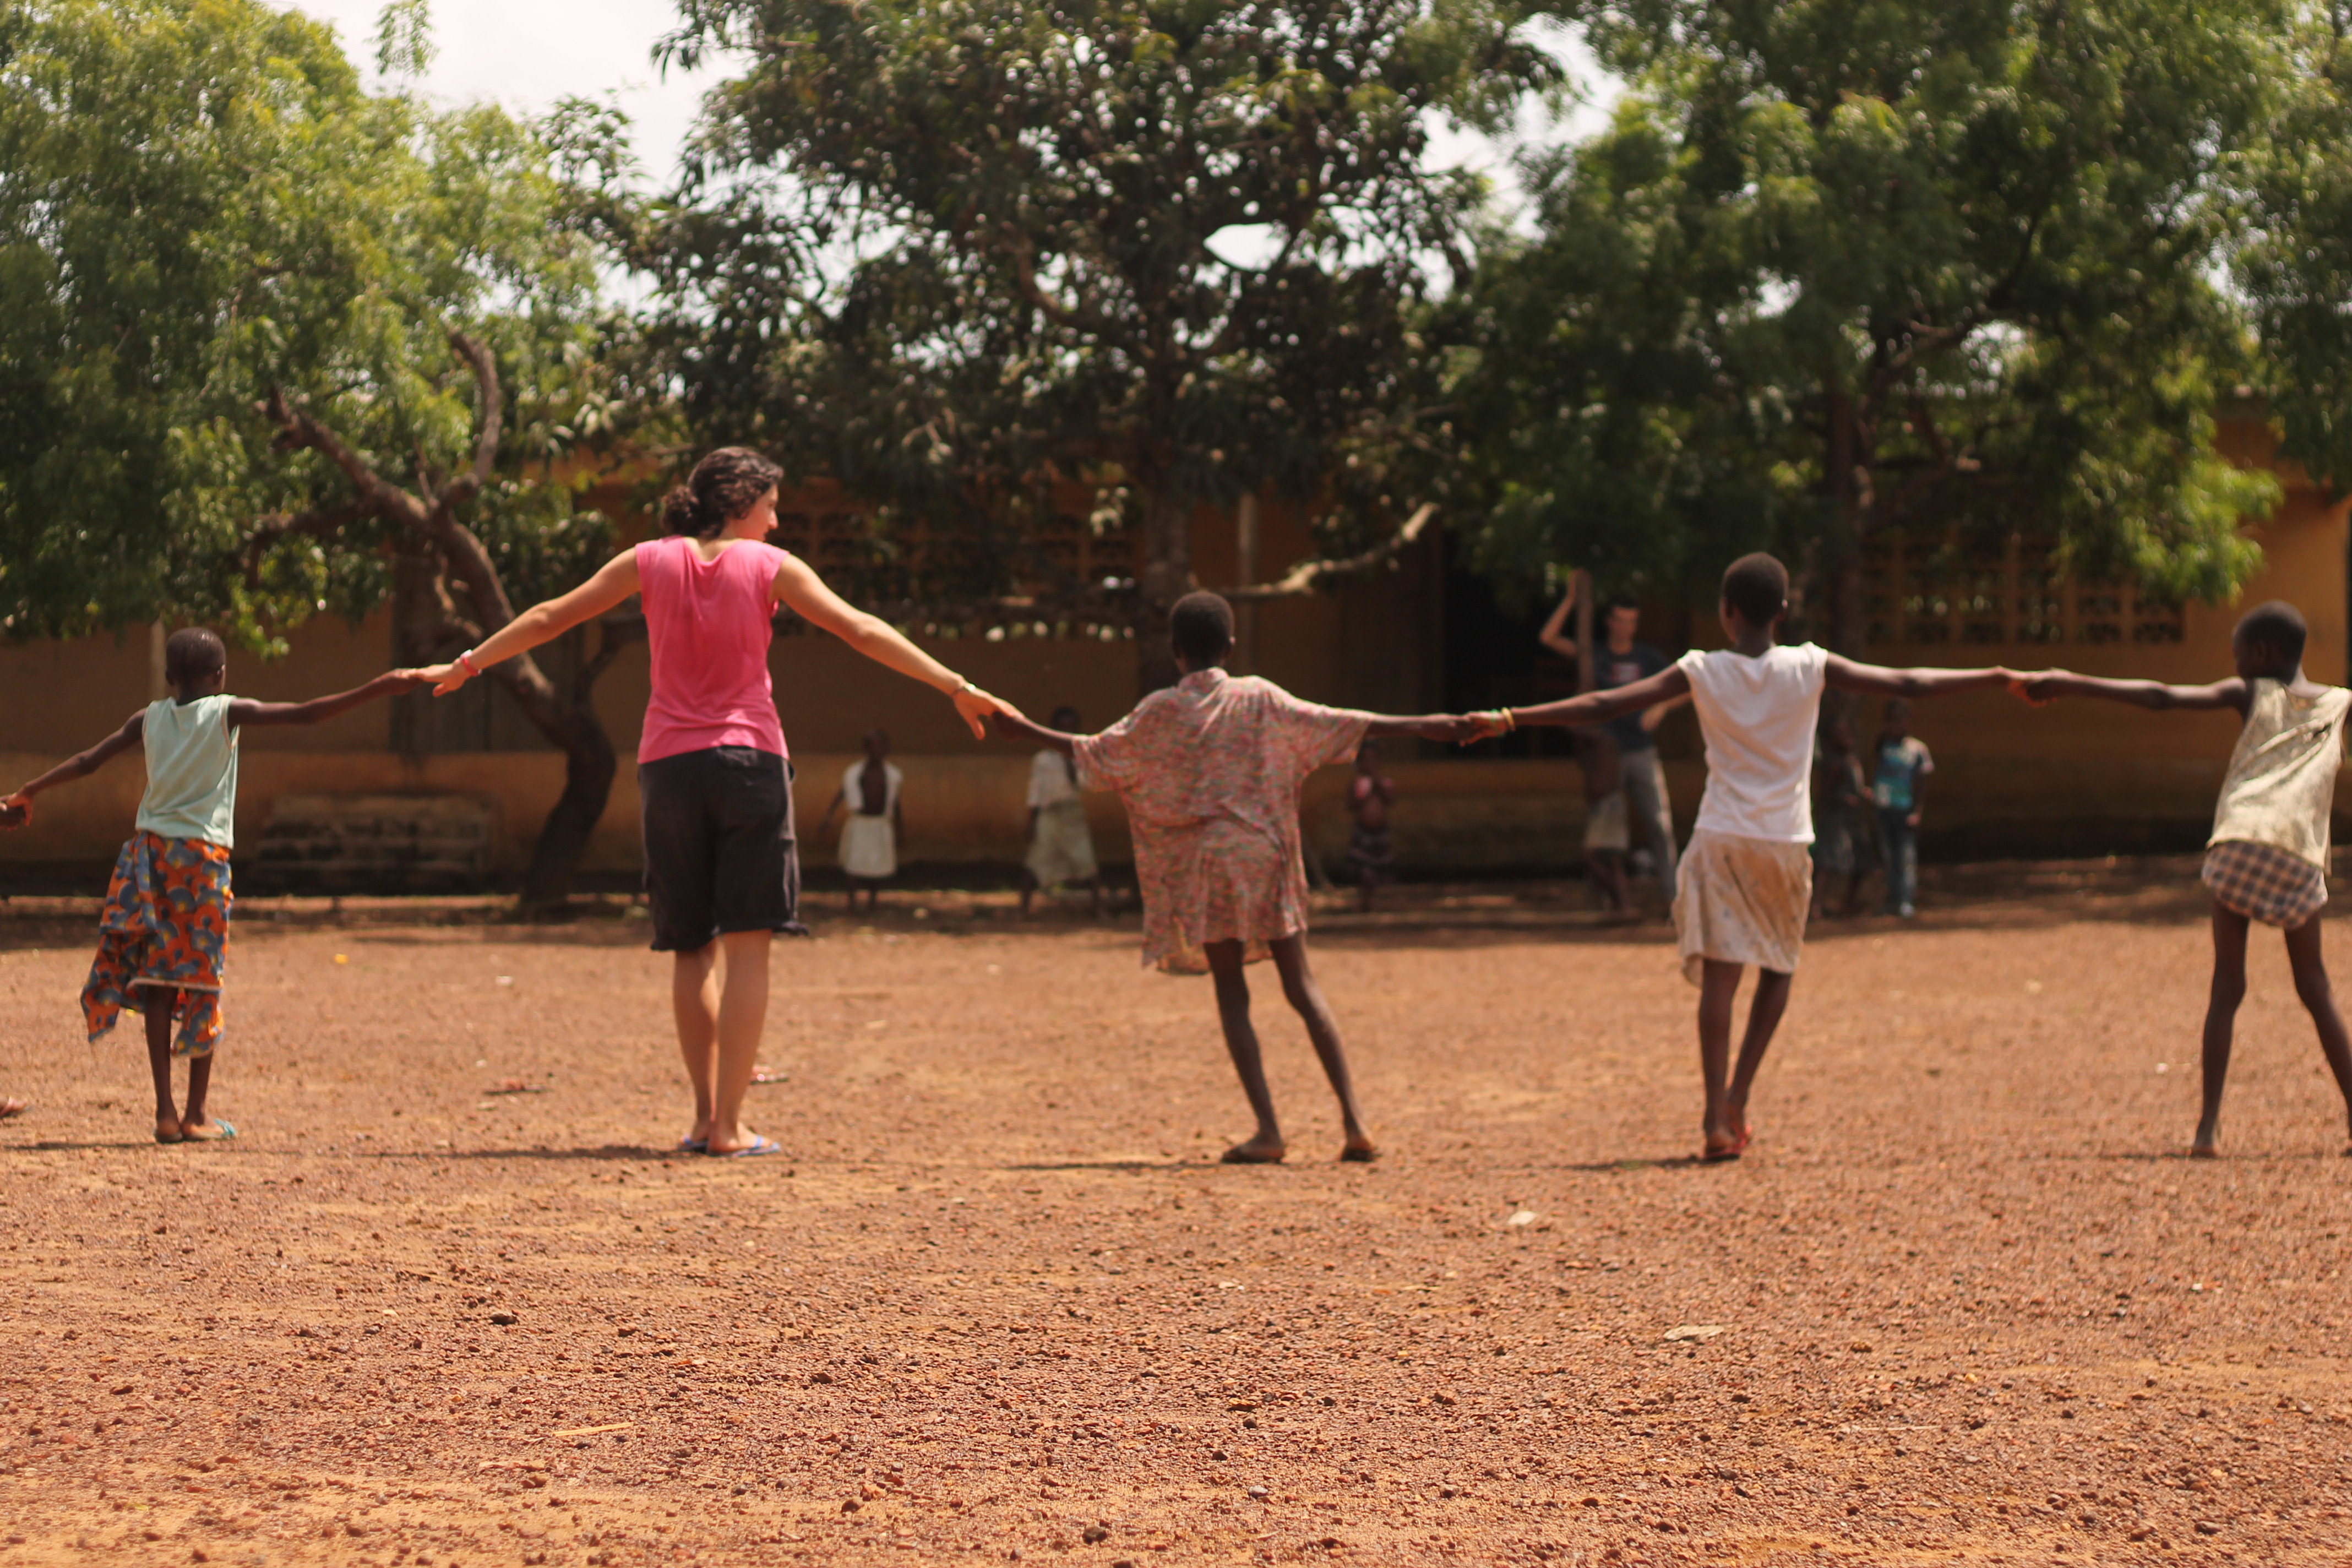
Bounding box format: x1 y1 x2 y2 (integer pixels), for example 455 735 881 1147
5 629 423 1144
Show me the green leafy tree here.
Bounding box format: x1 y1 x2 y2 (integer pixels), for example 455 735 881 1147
2239 4 2352 503
1450 0 2283 642
0 0 645 905
650 0 1559 689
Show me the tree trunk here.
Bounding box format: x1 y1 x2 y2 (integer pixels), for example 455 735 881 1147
485 639 618 914
1133 485 1195 694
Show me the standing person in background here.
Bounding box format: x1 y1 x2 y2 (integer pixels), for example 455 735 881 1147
822 729 903 913
417 447 1010 1158
1872 699 1934 917
1022 706 1103 917
1574 726 1632 914
1343 740 1398 912
1811 715 1872 919
1539 582 1686 905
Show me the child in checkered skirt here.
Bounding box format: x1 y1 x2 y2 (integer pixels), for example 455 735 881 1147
2017 601 2352 1157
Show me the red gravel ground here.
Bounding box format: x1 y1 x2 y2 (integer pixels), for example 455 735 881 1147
2 861 2350 1567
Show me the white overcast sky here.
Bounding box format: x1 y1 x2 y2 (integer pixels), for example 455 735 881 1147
287 1 1613 235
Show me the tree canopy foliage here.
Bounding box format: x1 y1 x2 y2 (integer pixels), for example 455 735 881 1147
0 0 643 901
1448 0 2285 641
649 0 1559 687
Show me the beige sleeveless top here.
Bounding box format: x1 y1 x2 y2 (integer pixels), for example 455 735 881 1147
2209 678 2351 867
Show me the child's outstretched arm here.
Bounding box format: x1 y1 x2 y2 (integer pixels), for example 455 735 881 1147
1485 667 1693 732
2012 669 2250 715
227 669 429 728
1823 655 2017 699
3 711 149 825
1364 713 1486 742
990 707 1077 758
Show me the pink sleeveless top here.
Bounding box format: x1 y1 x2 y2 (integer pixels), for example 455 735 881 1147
634 535 791 764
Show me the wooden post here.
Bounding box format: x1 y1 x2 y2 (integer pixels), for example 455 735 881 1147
1235 492 1261 674
1574 568 1595 692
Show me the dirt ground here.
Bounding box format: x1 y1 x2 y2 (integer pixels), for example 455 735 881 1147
2 861 2350 1567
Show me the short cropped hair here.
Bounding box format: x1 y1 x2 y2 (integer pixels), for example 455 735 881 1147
1605 591 1641 614
1169 591 1235 667
1049 706 1081 730
164 627 226 680
2235 600 2307 667
1720 553 1789 628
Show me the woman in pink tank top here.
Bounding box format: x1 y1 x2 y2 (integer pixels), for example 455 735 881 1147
418 448 1009 1157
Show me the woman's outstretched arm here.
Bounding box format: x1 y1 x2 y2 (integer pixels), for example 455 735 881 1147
772 557 1006 739
419 549 643 694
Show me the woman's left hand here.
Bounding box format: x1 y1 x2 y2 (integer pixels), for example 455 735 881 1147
951 684 1015 739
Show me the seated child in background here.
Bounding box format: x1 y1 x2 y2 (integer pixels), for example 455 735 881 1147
989 591 1476 1164
1343 739 1398 913
821 728 903 913
1477 554 2015 1161
1811 715 1871 918
2018 601 2352 1158
1872 698 1934 917
1574 726 1632 914
2 629 423 1144
1023 705 1104 918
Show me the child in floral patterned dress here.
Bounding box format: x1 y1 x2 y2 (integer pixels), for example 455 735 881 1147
990 592 1475 1163
4 630 422 1144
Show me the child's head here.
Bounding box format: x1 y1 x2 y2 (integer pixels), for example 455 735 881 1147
1050 705 1081 731
2232 600 2307 679
1356 738 1380 771
1718 553 1788 639
165 628 227 695
1881 697 1912 737
862 727 890 760
1169 591 1235 671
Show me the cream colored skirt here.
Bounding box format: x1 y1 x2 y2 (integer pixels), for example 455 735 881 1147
841 814 897 879
1026 799 1099 886
1673 828 1813 985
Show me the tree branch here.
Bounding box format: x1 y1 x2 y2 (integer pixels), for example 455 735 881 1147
1216 501 1437 601
440 330 504 510
256 388 428 529
236 501 369 586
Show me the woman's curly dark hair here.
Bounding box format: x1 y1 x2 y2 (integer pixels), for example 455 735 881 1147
658 447 785 538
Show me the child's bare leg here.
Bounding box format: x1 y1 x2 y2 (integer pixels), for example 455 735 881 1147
178 1049 222 1137
672 943 722 1143
2282 914 2352 1148
1696 960 1744 1158
143 993 181 1143
1205 940 1284 1162
1020 872 1037 916
703 930 771 1155
2196 902 2252 1157
1725 967 1792 1147
1269 934 1376 1160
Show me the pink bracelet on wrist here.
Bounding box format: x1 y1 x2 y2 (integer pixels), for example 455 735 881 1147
456 650 482 679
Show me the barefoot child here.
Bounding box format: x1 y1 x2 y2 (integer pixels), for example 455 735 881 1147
1872 699 1934 917
990 591 1474 1163
2017 601 2352 1157
1477 554 2015 1160
820 728 903 913
3 630 422 1143
1343 740 1397 913
1022 706 1104 917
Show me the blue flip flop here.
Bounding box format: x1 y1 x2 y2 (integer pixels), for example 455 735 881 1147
182 1120 236 1143
676 1135 709 1154
708 1135 782 1159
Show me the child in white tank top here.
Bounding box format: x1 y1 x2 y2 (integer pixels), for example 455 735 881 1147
5 630 422 1144
1477 554 2017 1162
2016 600 2352 1158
